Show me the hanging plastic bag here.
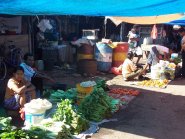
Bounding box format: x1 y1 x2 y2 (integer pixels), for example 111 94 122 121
37 19 53 32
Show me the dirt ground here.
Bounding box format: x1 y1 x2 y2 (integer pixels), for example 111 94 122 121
1 57 185 139
91 77 185 139
44 67 185 139
39 54 185 139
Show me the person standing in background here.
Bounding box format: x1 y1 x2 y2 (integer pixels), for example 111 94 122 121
178 28 185 78
142 45 169 73
127 25 142 65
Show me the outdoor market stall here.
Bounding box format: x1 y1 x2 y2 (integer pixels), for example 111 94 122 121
1 0 185 139
0 79 141 139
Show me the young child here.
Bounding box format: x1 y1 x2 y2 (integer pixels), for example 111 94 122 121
4 66 36 110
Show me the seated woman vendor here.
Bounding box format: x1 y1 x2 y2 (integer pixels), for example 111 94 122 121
122 52 143 81
20 53 55 94
144 45 169 71
4 66 36 110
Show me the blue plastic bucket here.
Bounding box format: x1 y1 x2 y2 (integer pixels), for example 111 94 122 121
95 43 113 72
25 112 45 125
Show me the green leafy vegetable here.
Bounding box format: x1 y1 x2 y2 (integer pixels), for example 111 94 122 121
26 126 56 139
0 129 30 139
78 87 113 122
56 125 73 139
0 117 12 131
53 99 89 134
47 89 77 103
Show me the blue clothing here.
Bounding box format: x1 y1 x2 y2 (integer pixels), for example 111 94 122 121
147 46 159 65
20 63 36 81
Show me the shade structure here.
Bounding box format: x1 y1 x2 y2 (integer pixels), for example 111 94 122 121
0 0 185 16
167 16 185 26
106 14 184 25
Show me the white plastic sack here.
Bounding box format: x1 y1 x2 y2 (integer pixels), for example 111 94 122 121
136 46 143 56
24 99 52 114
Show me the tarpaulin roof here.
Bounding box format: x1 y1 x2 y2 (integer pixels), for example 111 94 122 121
106 14 184 25
0 0 185 16
167 16 185 25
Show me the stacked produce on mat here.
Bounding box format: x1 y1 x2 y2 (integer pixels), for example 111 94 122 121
0 117 72 139
45 88 77 103
78 87 120 122
53 99 89 134
138 79 169 88
0 79 141 138
109 88 140 96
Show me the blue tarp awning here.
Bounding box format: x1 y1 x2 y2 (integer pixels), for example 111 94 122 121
167 16 185 25
0 0 185 16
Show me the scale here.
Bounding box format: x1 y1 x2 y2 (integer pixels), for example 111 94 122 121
82 29 99 41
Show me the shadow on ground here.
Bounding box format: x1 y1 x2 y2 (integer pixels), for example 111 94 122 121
168 78 185 86
92 85 185 139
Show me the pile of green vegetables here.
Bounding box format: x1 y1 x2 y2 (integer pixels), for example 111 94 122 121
0 117 27 139
0 117 26 139
78 87 119 122
53 99 89 134
56 125 73 139
0 117 45 139
0 117 12 131
0 117 72 139
96 79 108 90
24 126 57 139
174 57 181 65
43 88 77 103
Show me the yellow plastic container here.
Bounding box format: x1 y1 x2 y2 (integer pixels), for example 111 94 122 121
76 83 93 94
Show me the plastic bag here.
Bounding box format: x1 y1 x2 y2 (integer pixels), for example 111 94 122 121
136 46 143 56
37 19 53 32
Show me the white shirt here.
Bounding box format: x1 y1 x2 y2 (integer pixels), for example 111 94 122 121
128 31 138 43
128 31 138 48
20 63 35 81
155 45 169 55
122 59 137 78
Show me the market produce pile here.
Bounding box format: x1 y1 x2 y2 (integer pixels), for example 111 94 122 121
78 87 120 122
43 88 77 103
0 117 72 139
53 99 89 135
0 79 141 138
29 119 73 139
96 79 108 90
168 63 176 69
109 88 140 96
138 79 169 88
173 57 181 65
